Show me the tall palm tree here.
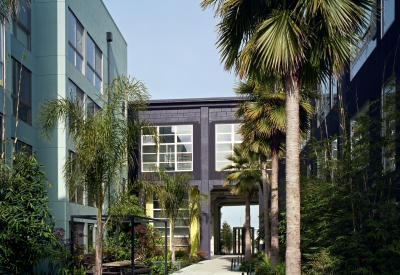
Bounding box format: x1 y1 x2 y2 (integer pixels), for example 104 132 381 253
37 76 153 275
221 144 261 262
137 168 207 261
235 78 314 269
201 1 373 273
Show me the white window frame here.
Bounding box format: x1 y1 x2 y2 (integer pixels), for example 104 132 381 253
215 123 242 171
142 125 193 172
381 0 395 37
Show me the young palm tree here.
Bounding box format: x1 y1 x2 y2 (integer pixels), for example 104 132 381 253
202 1 373 273
37 76 153 275
137 168 207 261
221 144 261 262
235 78 313 268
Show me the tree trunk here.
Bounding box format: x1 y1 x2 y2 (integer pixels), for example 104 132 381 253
284 73 301 275
260 154 270 258
270 137 280 270
95 201 103 275
244 194 252 262
170 219 176 261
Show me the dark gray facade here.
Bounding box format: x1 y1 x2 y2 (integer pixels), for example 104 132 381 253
137 97 259 257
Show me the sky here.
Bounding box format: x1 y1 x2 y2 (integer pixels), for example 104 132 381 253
103 0 237 100
102 0 259 229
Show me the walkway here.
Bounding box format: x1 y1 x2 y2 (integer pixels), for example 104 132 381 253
170 255 243 275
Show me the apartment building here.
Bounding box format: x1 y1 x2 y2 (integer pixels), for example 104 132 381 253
0 0 127 248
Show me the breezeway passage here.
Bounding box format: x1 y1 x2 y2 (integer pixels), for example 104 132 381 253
170 255 244 275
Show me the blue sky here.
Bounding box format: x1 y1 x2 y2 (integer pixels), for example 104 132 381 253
103 0 237 100
103 0 259 228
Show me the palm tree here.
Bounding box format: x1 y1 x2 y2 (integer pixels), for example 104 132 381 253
37 76 153 275
137 168 207 261
201 1 373 273
235 78 314 269
221 144 261 262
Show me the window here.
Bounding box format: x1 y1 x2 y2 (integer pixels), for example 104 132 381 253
142 125 193 172
382 80 396 172
350 4 377 79
13 0 30 49
381 0 395 36
68 9 84 72
68 151 84 205
0 24 4 86
215 124 242 171
86 96 100 118
15 139 32 156
316 76 339 126
350 104 369 168
86 35 102 90
12 59 31 125
153 197 189 238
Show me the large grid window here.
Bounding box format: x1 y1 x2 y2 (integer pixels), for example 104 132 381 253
382 80 396 172
86 35 102 90
215 124 242 171
68 9 84 72
381 0 395 36
153 197 189 238
13 0 30 50
12 59 31 125
142 125 193 172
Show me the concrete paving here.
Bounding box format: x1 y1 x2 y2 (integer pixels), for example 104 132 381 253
170 255 244 275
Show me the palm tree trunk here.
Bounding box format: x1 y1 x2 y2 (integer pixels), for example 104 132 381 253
95 199 103 275
170 219 176 261
260 154 270 258
244 194 252 262
270 137 280 270
284 73 301 275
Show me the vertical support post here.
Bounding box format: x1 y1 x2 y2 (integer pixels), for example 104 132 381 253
70 216 74 258
165 221 168 275
131 216 134 275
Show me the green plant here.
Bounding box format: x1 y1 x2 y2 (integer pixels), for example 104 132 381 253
175 250 188 260
103 223 163 264
147 261 178 275
301 104 400 274
37 75 154 274
0 153 61 274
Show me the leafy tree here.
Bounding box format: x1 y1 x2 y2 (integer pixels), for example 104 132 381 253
0 153 61 274
301 96 400 274
201 1 374 273
235 78 314 267
220 221 233 254
37 76 153 275
137 168 207 261
221 144 261 261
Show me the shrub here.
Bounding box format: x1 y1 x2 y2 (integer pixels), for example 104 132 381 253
0 153 61 274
